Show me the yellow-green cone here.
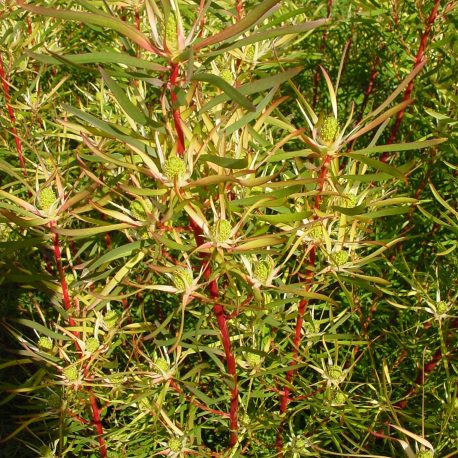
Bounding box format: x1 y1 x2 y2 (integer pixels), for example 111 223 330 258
319 116 339 145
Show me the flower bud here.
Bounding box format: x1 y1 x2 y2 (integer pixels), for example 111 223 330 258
245 352 262 368
165 13 179 57
85 337 100 354
328 365 343 382
38 336 53 351
154 357 169 374
220 69 234 85
253 259 272 284
168 437 183 453
319 116 339 145
332 250 349 266
130 200 153 221
172 267 193 292
103 310 120 330
212 219 232 244
436 300 448 315
38 187 57 212
63 365 79 382
163 156 186 182
416 451 434 458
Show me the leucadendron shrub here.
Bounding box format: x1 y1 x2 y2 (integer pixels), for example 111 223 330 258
0 1 455 457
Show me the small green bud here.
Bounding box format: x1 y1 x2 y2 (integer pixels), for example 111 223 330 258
47 393 61 409
244 45 255 61
163 156 186 182
332 250 349 266
38 187 57 211
38 446 55 458
168 437 183 453
308 224 324 241
319 116 339 145
293 437 310 455
104 310 120 330
253 260 272 284
63 365 79 382
165 13 179 57
339 194 357 208
154 357 169 373
172 267 193 292
38 336 53 351
303 321 319 335
240 414 251 426
330 389 346 405
220 69 234 85
85 337 99 354
212 219 232 244
130 200 153 221
328 365 343 381
436 300 448 315
245 352 262 368
416 451 434 458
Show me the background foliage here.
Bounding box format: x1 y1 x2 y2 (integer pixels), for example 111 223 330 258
0 1 456 457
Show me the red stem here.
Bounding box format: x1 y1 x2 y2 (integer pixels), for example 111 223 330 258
236 0 244 21
189 219 239 446
381 0 442 162
51 222 107 457
0 52 27 176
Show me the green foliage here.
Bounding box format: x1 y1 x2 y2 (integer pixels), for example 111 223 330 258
0 1 456 457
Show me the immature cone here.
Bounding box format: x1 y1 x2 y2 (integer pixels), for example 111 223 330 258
332 250 349 266
220 69 234 85
38 336 53 351
245 352 262 368
212 219 232 244
154 357 169 374
63 365 79 382
172 267 193 292
163 156 186 182
416 451 434 458
330 389 346 406
168 437 183 453
38 187 57 211
328 365 343 381
85 337 99 354
130 200 153 221
103 310 120 330
165 13 179 58
319 116 339 145
436 300 448 315
254 260 271 284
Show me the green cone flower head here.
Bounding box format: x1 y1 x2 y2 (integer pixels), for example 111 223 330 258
328 365 343 382
39 446 55 458
244 45 255 61
330 389 346 405
163 156 186 182
130 199 153 221
240 413 251 426
436 300 448 315
48 393 61 409
63 365 79 382
332 250 349 266
38 187 57 212
308 224 324 242
245 352 262 368
293 437 310 456
85 337 99 354
253 258 273 284
168 437 183 453
339 194 357 208
220 69 234 85
154 357 169 374
103 310 120 330
172 267 193 292
416 451 433 458
212 219 232 244
38 336 53 351
319 116 339 145
165 13 179 57
303 320 319 335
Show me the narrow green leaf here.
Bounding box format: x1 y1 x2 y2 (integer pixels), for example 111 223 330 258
194 0 281 50
200 154 248 169
192 73 255 111
259 211 311 223
17 0 160 54
99 67 151 126
350 138 447 155
13 319 71 341
27 51 167 72
346 153 405 180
